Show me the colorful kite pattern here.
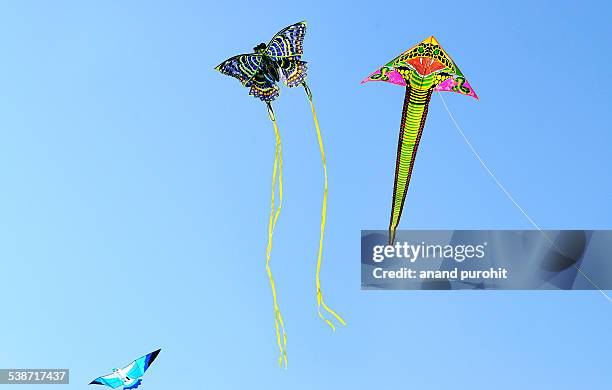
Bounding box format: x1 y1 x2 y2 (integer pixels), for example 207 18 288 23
362 36 478 243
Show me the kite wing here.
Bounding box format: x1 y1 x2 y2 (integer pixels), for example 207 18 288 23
277 59 308 88
249 72 280 101
433 72 478 99
266 21 308 88
360 39 422 87
123 379 143 390
215 54 262 87
265 21 306 59
123 349 161 380
89 372 124 389
216 54 279 101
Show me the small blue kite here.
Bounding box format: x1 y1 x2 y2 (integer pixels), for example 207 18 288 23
89 349 160 390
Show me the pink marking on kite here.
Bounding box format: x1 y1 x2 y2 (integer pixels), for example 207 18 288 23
386 70 406 86
463 80 479 100
360 68 406 86
434 78 479 100
434 78 454 92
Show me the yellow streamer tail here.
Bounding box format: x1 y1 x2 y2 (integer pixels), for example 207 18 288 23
302 83 346 331
265 103 288 368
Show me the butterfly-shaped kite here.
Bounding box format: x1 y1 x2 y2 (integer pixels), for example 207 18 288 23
216 21 345 368
216 21 307 101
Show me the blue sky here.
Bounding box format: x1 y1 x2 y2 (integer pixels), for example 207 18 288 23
0 1 610 389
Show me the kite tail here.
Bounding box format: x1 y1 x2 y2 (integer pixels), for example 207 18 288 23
302 83 346 331
389 86 432 245
265 102 288 368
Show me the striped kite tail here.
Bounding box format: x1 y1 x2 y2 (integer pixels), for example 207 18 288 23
389 86 433 244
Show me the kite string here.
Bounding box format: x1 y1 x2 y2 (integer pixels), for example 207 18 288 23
266 103 288 368
436 91 611 302
303 83 347 330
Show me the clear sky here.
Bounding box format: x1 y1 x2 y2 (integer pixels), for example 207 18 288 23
0 1 610 389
